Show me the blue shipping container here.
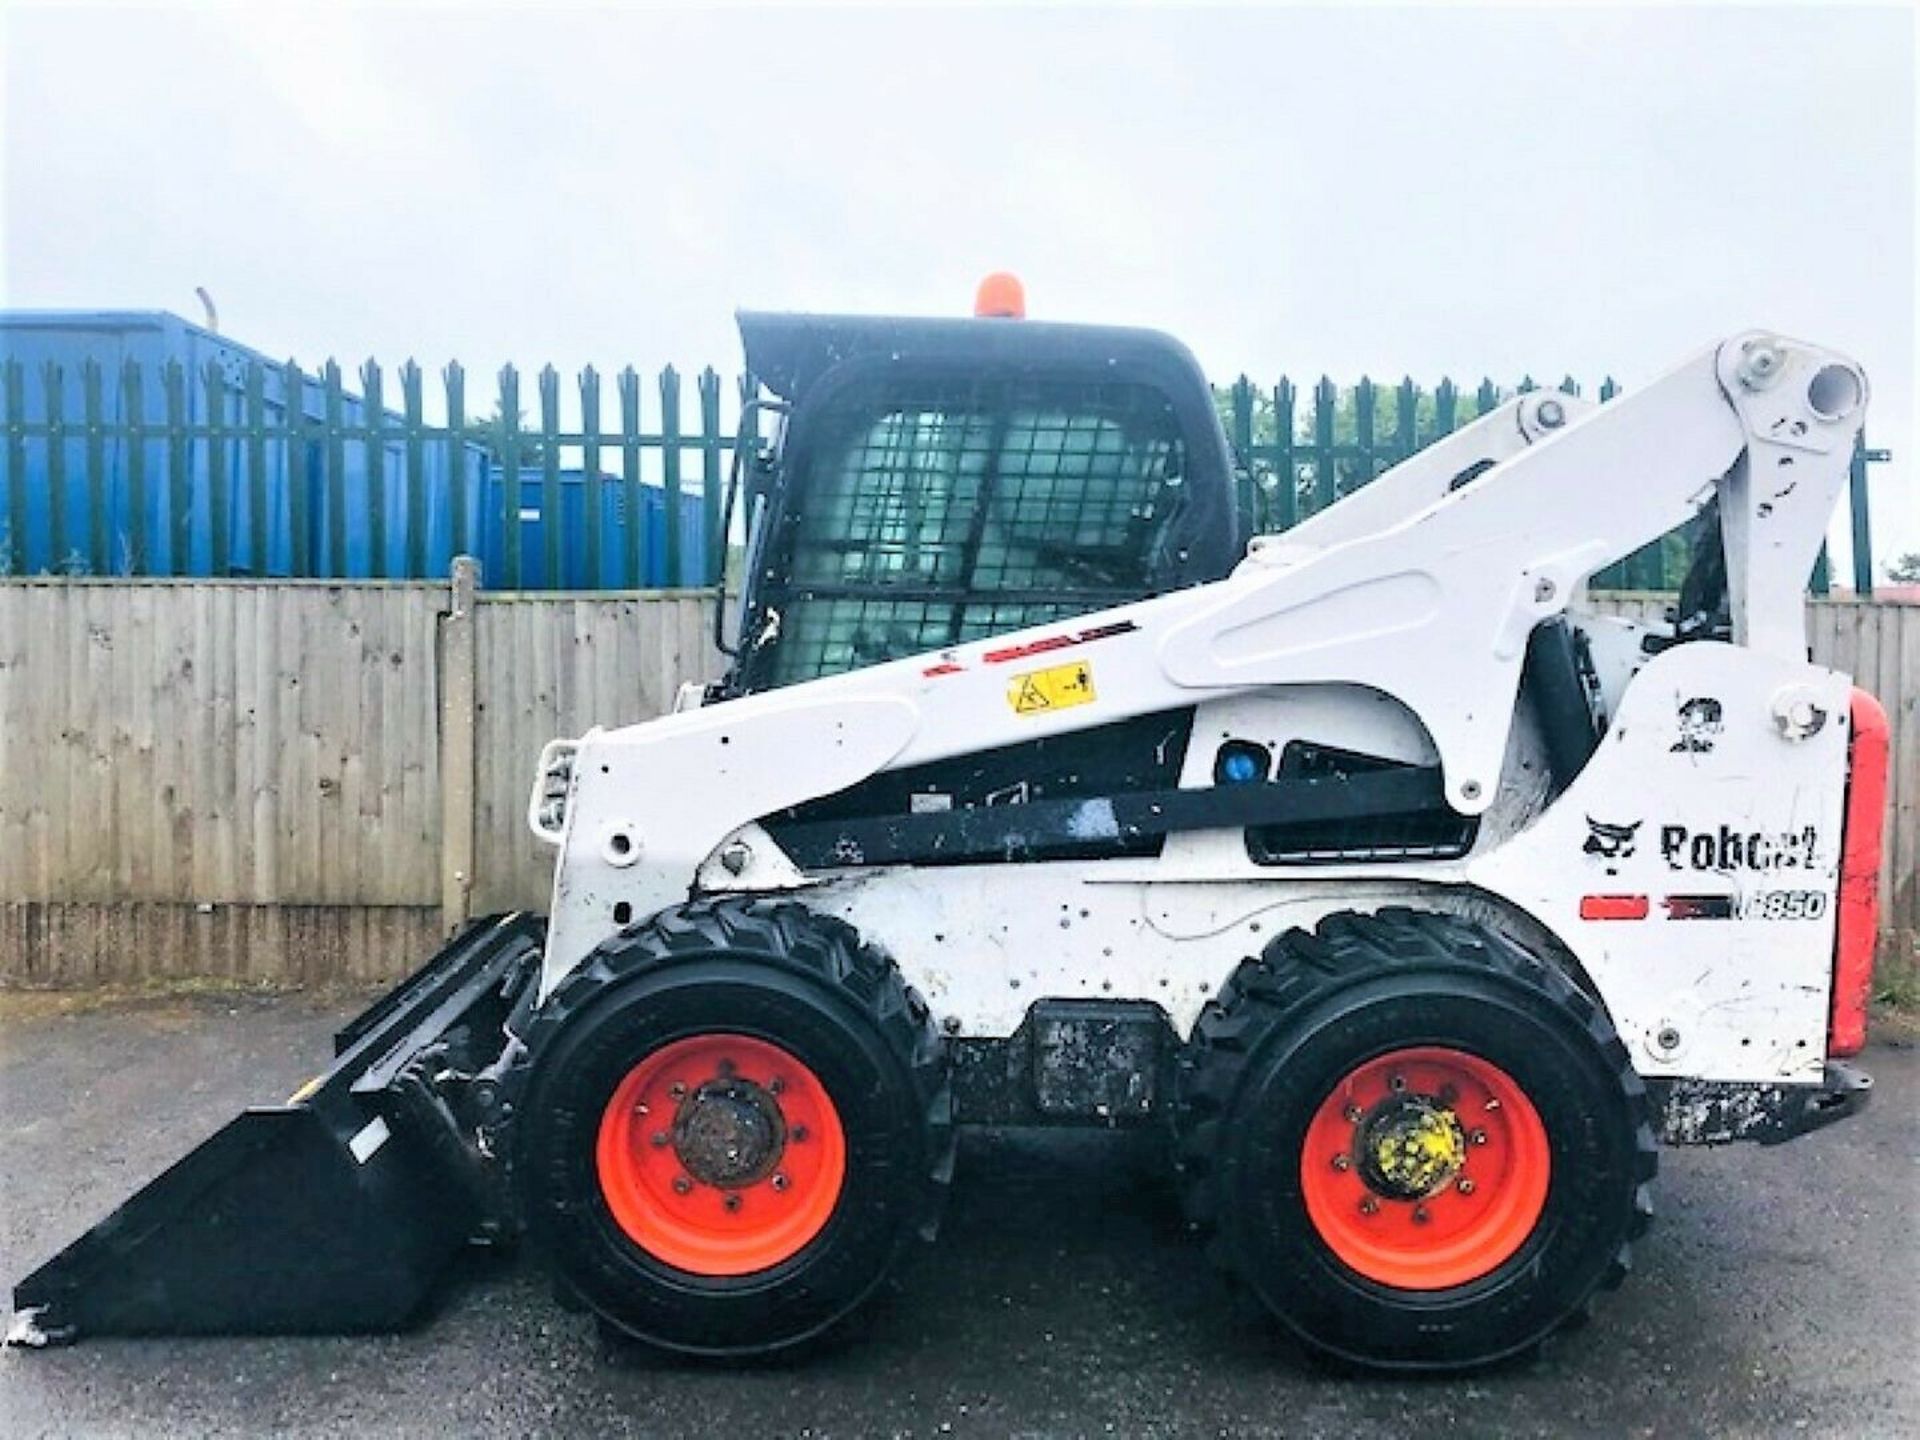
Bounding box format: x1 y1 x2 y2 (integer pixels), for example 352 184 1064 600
480 468 706 590
0 310 489 579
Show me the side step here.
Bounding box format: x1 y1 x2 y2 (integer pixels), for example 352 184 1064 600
7 913 544 1344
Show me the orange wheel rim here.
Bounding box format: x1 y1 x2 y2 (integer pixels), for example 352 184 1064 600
596 1033 847 1276
1299 1046 1550 1290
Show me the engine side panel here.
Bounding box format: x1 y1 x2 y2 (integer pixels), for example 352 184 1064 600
1472 641 1849 1084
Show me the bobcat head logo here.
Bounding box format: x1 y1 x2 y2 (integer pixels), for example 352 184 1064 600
1583 817 1642 873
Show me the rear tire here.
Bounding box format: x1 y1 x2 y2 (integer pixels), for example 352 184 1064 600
514 897 952 1356
1175 907 1655 1372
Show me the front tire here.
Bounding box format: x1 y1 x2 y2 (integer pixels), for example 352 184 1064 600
514 898 952 1356
1175 908 1656 1372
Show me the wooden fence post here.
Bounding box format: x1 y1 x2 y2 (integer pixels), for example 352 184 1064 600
440 555 480 935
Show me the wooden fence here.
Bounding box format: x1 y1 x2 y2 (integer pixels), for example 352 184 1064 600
0 577 1910 988
0 574 718 986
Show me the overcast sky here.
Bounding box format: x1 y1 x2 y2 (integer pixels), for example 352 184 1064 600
4 1 1915 563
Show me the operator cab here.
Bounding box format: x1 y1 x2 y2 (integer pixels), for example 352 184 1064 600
717 290 1241 696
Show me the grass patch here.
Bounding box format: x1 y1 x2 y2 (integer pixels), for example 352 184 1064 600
1874 933 1919 1014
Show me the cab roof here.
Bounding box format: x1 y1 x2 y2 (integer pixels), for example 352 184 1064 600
736 311 1217 405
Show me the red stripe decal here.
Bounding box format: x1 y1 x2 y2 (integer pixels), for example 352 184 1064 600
984 634 1075 664
1580 894 1650 921
982 619 1140 665
922 662 965 677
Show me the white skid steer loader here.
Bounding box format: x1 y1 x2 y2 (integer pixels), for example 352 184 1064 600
11 285 1891 1373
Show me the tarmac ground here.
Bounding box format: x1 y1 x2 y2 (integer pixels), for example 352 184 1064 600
1 991 1915 1438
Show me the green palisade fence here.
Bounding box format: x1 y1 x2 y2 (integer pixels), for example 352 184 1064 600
0 354 1886 593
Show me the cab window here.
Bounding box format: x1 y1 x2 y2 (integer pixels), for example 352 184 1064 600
756 377 1188 686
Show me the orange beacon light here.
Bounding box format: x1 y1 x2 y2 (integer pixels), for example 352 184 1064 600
973 272 1027 319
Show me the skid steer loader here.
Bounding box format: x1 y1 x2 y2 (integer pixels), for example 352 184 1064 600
10 280 1891 1372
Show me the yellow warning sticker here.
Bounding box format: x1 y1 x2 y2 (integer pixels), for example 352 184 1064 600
1008 659 1096 715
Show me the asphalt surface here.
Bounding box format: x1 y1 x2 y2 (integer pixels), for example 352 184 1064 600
0 992 1915 1440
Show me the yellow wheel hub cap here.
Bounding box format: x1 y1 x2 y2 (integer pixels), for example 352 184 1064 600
1366 1099 1467 1198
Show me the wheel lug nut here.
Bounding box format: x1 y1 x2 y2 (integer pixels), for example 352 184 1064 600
1457 1178 1475 1195
1359 1197 1379 1217
1388 1074 1407 1093
1331 1154 1352 1173
716 1059 736 1078
1344 1105 1364 1124
672 1176 692 1195
768 1077 785 1095
791 1125 809 1143
1470 1129 1488 1146
668 1082 687 1100
1484 1098 1502 1112
1438 1084 1459 1105
1413 1206 1430 1225
723 1193 742 1213
771 1173 790 1191
650 1130 670 1148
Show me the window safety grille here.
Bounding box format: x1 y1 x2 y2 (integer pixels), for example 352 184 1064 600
761 378 1189 685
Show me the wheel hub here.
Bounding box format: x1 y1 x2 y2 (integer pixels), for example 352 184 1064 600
672 1079 786 1188
1298 1046 1552 1290
1356 1095 1467 1200
595 1033 849 1277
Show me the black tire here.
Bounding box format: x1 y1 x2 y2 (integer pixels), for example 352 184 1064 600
513 897 952 1356
1175 907 1656 1372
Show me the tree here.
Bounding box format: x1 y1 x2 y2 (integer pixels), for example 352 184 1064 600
464 404 547 468
1886 552 1920 584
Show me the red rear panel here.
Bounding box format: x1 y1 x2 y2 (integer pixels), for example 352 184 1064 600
1830 689 1891 1057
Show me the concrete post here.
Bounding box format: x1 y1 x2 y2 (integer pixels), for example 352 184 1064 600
439 555 479 936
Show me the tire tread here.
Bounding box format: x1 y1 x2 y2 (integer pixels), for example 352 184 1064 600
517 896 953 1353
1174 905 1657 1366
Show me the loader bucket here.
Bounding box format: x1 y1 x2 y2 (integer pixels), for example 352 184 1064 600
8 913 544 1344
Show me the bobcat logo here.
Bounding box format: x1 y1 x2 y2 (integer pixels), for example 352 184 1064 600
1583 817 1642 875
